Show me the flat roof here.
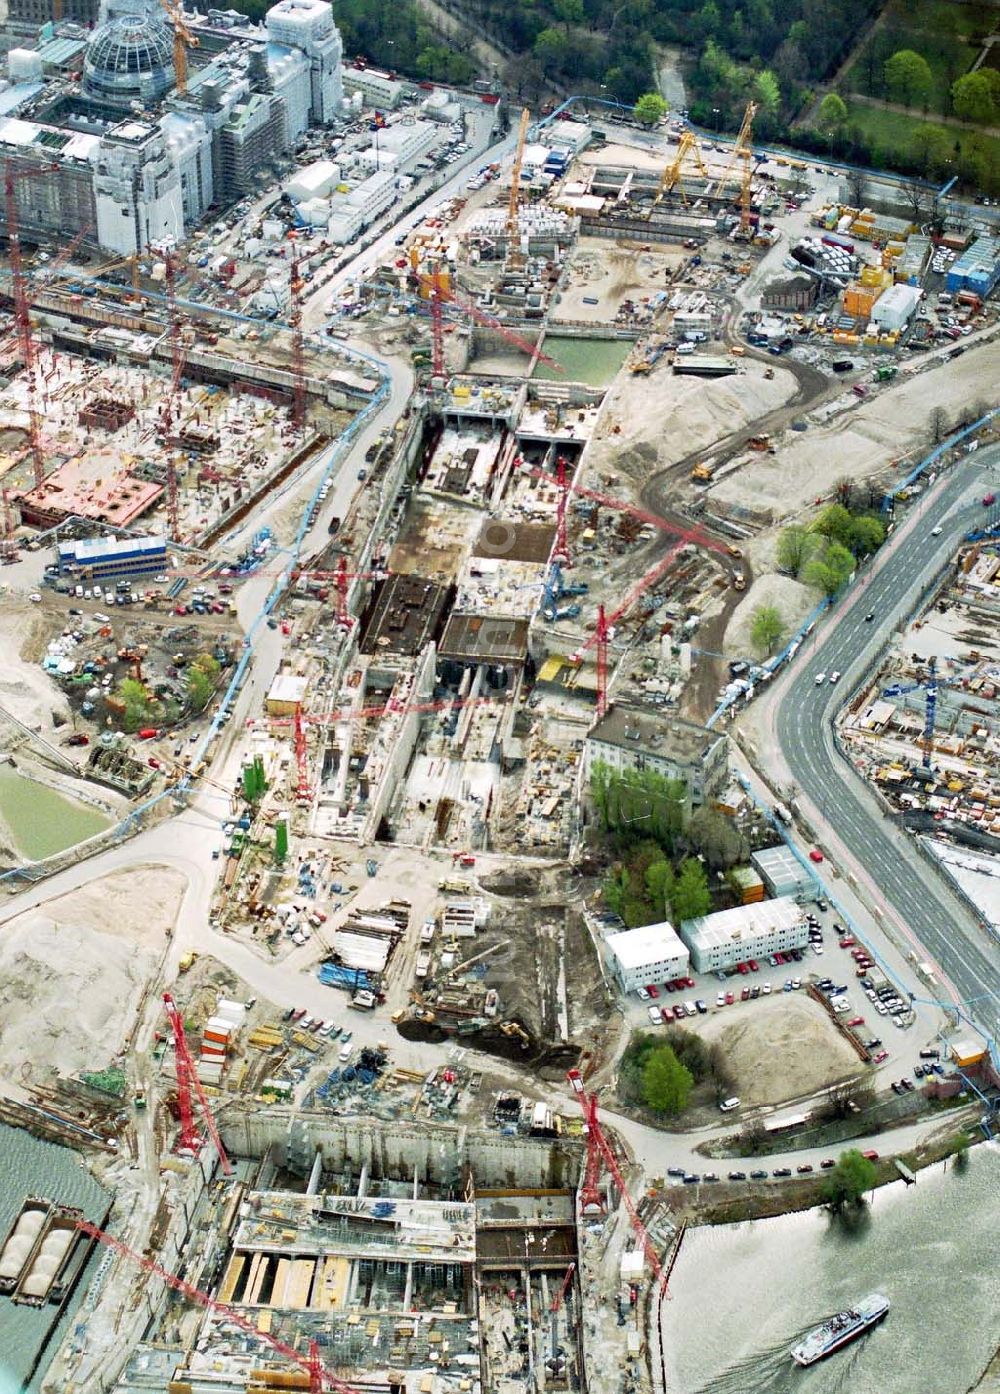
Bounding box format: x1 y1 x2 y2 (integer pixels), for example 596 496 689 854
438 613 529 665
18 461 162 526
358 572 449 657
473 519 555 564
681 895 805 950
267 673 308 706
588 703 723 763
57 534 165 562
606 921 685 969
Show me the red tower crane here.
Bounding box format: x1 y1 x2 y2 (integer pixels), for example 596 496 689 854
74 1218 359 1392
567 1073 671 1296
4 159 60 489
417 270 562 374
550 1261 576 1314
288 246 307 431
293 703 312 803
162 992 232 1175
595 604 609 719
159 252 186 541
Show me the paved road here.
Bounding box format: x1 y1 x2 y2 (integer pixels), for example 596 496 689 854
770 449 1000 1049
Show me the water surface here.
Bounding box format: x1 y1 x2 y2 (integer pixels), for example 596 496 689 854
0 764 111 862
661 1146 1000 1394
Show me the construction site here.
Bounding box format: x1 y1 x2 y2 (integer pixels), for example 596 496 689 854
0 44 999 1394
839 518 1000 931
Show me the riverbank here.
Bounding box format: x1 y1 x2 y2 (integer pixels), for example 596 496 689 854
650 1108 981 1226
968 1346 1000 1393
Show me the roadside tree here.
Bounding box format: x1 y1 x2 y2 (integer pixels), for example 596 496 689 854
641 1042 693 1115
803 539 854 597
821 1148 877 1207
750 602 785 656
634 92 668 126
817 92 848 133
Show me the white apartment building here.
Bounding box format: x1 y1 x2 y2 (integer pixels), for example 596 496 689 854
606 921 690 994
680 896 808 973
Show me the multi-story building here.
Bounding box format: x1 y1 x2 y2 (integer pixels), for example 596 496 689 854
0 0 344 251
679 896 809 973
605 921 690 994
585 703 728 813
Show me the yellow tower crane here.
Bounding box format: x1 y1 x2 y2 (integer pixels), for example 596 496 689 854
159 0 200 97
506 106 531 268
713 100 758 236
649 130 710 213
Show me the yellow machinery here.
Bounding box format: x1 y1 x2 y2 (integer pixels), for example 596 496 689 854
159 0 200 96
713 100 758 236
506 106 531 267
650 131 709 212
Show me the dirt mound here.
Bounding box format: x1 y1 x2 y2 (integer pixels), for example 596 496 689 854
0 865 184 1082
694 994 861 1107
479 869 536 897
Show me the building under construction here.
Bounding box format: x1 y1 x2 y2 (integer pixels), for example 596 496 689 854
110 1114 589 1394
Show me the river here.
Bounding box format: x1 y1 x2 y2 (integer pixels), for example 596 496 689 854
661 1145 1000 1394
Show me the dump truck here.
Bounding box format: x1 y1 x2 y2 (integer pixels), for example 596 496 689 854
178 951 199 973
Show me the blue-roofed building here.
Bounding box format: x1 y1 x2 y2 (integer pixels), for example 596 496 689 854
946 236 1000 298
56 534 167 581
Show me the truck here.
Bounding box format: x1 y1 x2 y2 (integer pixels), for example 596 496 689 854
773 802 792 825
732 571 746 591
415 951 432 979
178 951 199 973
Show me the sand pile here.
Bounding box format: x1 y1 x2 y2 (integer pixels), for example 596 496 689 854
695 994 861 1106
725 573 817 657
0 865 184 1081
709 336 1000 520
590 360 797 483
0 602 70 732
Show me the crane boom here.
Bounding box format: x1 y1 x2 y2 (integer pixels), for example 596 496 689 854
567 1076 670 1295
74 1219 360 1392
162 993 232 1175
507 107 531 256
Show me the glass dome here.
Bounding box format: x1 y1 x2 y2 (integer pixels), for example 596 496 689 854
82 14 176 106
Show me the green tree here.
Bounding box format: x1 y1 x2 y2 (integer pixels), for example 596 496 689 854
884 49 933 108
848 514 885 556
750 602 785 655
820 1148 877 1208
553 0 584 24
776 524 818 576
533 27 567 72
645 859 675 919
813 502 855 549
817 92 848 132
951 70 1000 125
753 70 781 114
670 857 711 922
814 92 847 132
910 124 950 177
117 677 158 733
685 807 745 869
641 1042 693 1115
803 539 855 597
634 91 668 126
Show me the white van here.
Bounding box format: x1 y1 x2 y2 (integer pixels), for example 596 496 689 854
719 1096 741 1112
338 1041 353 1063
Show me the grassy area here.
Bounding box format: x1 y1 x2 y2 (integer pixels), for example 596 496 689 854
845 97 1000 169
842 0 992 117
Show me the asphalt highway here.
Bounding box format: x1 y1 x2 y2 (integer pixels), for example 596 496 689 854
772 448 1000 1049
